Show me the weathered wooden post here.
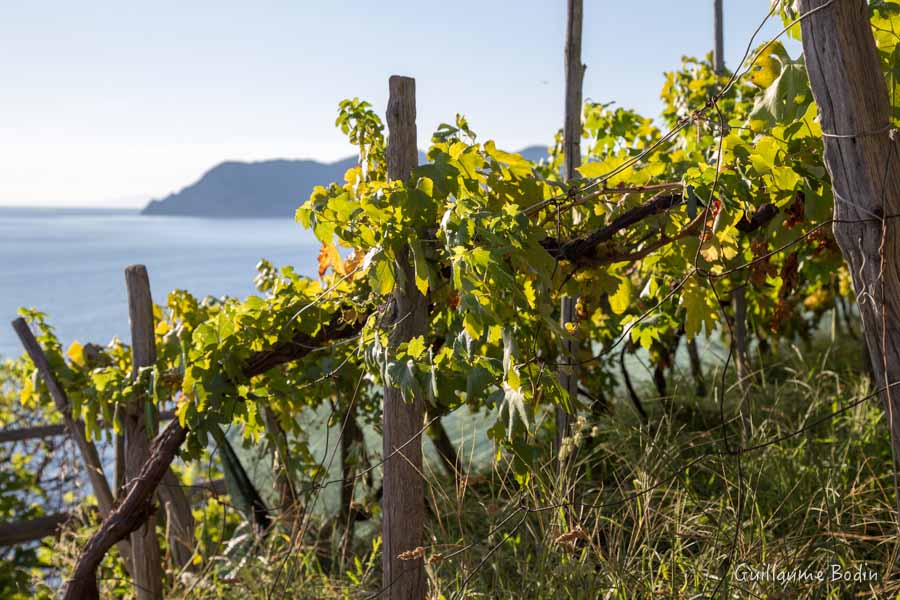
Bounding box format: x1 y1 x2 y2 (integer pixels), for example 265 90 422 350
733 284 751 393
11 318 133 572
123 265 164 600
713 0 725 75
557 0 584 458
710 0 751 395
382 75 427 600
125 265 197 572
798 0 900 522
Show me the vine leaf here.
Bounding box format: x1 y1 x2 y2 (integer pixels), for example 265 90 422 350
317 243 345 278
747 43 811 129
369 254 395 296
66 341 85 367
681 280 718 339
406 336 426 360
386 359 425 404
410 240 430 296
609 276 632 315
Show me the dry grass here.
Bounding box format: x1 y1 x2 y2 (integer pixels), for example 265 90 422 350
17 338 900 599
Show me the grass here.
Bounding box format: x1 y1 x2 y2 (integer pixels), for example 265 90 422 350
21 335 900 599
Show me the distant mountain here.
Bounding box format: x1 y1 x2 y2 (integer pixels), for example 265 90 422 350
516 145 551 164
142 158 356 219
141 145 549 218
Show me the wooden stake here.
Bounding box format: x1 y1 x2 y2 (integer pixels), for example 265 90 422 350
557 0 584 460
0 422 68 443
798 0 900 524
124 265 196 573
713 0 725 74
732 286 750 385
122 265 164 600
382 75 427 600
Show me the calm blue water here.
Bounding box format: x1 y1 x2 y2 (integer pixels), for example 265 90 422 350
0 208 319 359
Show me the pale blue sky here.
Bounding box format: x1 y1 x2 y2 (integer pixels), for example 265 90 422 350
0 1 792 207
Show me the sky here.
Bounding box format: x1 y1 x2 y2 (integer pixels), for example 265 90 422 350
0 1 795 208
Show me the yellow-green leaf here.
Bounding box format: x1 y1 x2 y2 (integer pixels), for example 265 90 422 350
406 336 426 360
523 278 537 309
66 341 85 367
609 276 632 315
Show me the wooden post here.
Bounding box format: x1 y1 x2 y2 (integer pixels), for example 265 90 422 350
798 0 900 521
713 0 725 74
11 318 133 572
124 265 196 573
712 0 751 401
557 0 585 457
123 265 164 600
382 75 427 600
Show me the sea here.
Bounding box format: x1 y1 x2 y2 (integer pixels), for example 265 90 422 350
0 208 319 359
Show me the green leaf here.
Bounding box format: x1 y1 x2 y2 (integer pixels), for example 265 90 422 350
772 166 802 191
410 240 430 296
469 247 491 269
523 278 537 309
406 336 426 360
749 138 778 175
464 313 483 340
609 276 632 315
466 366 493 400
386 359 425 403
144 399 157 439
747 52 811 128
369 255 395 296
415 176 434 197
576 161 607 179
681 281 718 339
193 323 218 349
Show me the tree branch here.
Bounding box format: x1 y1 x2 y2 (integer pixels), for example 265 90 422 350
61 314 362 600
541 193 683 264
541 197 778 265
242 314 364 378
63 419 185 600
